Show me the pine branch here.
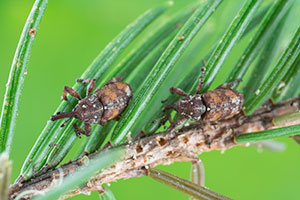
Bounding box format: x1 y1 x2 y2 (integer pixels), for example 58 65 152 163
9 97 300 200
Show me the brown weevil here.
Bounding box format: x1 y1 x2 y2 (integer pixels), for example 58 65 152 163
162 68 244 129
51 76 132 137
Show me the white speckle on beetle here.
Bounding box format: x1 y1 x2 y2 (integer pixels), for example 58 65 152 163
125 86 131 96
231 97 239 104
107 102 114 106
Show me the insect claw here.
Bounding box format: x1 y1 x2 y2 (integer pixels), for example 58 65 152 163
103 141 113 149
76 132 82 138
161 98 168 103
61 96 67 101
76 78 84 83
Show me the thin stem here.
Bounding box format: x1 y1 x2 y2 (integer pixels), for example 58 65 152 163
148 168 231 200
191 160 205 187
235 124 300 144
0 0 48 154
33 147 125 200
244 26 300 115
200 0 262 92
226 0 291 84
0 153 11 200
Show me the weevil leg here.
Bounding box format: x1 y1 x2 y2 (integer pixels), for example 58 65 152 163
167 116 186 131
152 104 174 125
106 76 123 85
162 104 175 112
72 122 91 137
72 122 84 137
135 131 146 140
60 117 72 127
86 79 96 96
170 87 188 97
62 86 82 101
84 123 92 136
161 98 169 103
163 104 175 125
102 141 113 149
98 120 106 126
152 112 168 124
196 67 205 94
167 113 174 125
76 78 96 96
217 79 241 89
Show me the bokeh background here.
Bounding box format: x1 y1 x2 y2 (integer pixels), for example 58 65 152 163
1 0 300 199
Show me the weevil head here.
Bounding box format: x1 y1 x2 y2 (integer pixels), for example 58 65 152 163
175 94 206 121
51 94 104 125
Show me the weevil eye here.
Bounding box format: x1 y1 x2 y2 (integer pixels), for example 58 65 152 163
202 105 206 113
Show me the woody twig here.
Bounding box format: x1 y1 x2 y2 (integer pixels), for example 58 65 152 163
9 97 300 199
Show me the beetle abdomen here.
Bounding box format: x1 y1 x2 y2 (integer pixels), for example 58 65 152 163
201 88 243 121
96 81 132 121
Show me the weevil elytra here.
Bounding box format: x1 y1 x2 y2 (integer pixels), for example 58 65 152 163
162 68 244 129
51 76 132 137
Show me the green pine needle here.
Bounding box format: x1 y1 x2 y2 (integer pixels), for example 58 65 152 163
111 0 223 145
0 0 48 154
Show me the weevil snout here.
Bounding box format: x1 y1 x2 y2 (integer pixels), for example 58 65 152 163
51 111 75 121
51 111 76 127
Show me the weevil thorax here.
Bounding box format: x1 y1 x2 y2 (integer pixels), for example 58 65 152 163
74 94 103 124
175 94 206 121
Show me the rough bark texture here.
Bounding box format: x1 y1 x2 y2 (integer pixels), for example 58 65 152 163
9 97 300 200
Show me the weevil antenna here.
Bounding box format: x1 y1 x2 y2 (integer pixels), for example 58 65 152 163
60 117 73 127
50 111 75 121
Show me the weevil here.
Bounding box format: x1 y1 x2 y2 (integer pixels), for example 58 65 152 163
162 68 244 129
51 76 132 137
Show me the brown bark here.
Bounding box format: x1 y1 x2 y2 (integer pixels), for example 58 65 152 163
9 97 300 199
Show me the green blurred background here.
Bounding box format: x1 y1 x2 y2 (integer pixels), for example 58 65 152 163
1 0 300 199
